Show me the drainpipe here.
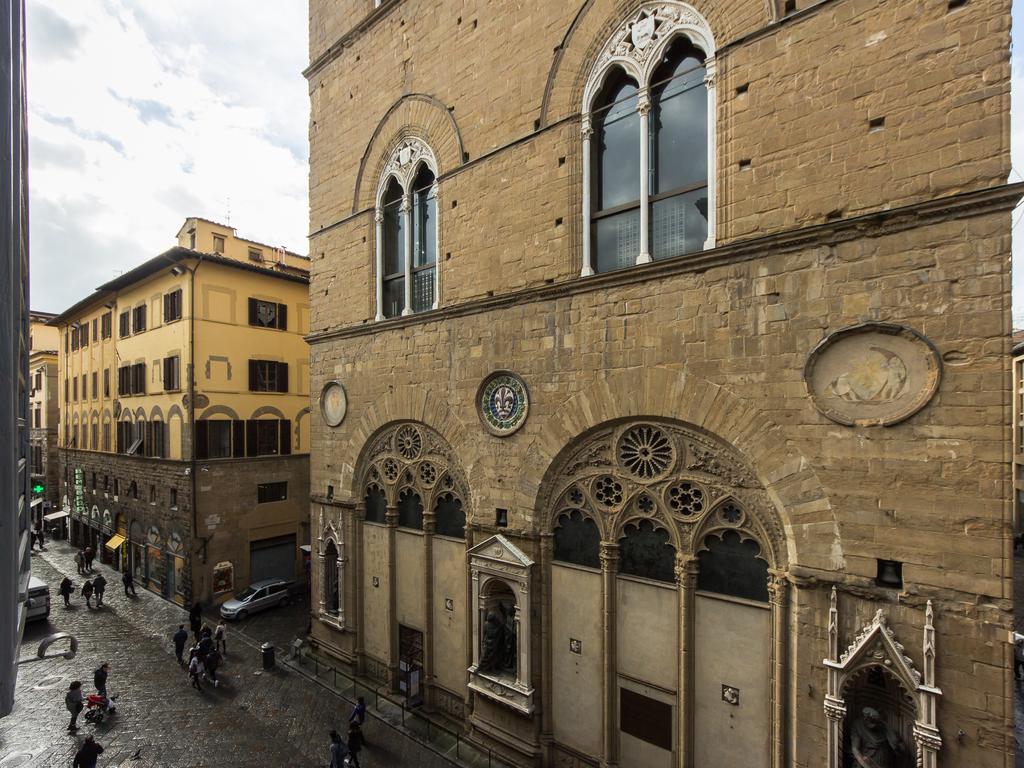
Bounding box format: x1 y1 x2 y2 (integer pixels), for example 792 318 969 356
186 257 203 603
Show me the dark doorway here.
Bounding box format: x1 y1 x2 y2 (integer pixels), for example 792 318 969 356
398 624 424 706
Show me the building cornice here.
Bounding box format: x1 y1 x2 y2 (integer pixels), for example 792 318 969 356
306 183 1024 345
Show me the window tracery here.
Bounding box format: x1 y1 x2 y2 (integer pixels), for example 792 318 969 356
581 2 717 276
375 137 440 320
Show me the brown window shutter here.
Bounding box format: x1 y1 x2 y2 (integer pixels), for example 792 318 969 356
280 419 291 455
248 360 258 391
277 303 287 330
246 419 258 456
194 420 208 460
248 297 257 325
232 420 245 457
277 362 289 393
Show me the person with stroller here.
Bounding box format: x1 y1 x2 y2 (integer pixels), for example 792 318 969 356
65 680 84 732
93 663 109 698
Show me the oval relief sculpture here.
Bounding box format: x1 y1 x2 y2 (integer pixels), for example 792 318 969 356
320 381 348 428
804 323 941 427
478 372 529 437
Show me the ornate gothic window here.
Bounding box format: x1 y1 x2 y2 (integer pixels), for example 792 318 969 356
323 538 339 613
553 509 601 568
364 484 387 524
434 492 465 539
619 518 676 583
581 2 717 276
696 527 769 601
397 487 424 530
375 138 440 320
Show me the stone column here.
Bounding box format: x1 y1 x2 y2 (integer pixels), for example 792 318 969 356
637 88 652 265
703 59 717 251
431 181 440 309
580 115 595 277
353 503 366 675
600 541 620 768
401 195 413 316
335 538 347 627
677 554 697 768
768 572 788 768
317 550 327 616
386 503 400 690
374 209 384 321
422 511 436 710
539 533 555 759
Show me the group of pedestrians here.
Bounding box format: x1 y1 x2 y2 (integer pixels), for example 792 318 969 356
74 547 96 574
63 663 113 732
59 568 136 609
328 697 367 767
175 610 228 691
64 678 105 767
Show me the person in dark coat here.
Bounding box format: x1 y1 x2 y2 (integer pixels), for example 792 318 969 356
122 569 136 596
328 730 347 768
346 723 364 767
73 735 103 768
92 574 107 607
65 680 84 731
84 546 95 572
172 624 189 665
81 580 94 609
205 648 222 687
189 602 202 639
93 663 109 697
59 577 74 607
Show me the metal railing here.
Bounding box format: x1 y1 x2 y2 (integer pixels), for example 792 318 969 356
293 648 517 768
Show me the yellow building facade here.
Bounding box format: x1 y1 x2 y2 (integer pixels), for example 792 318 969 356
55 220 310 605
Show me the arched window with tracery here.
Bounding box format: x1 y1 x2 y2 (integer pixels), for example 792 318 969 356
364 483 387 524
375 138 440 320
581 3 716 276
322 538 339 614
697 525 769 602
619 518 676 583
554 509 601 568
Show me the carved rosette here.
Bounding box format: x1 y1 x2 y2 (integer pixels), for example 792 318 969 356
376 136 439 205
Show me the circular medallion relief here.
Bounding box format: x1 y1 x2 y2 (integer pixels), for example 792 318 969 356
804 323 941 427
478 372 529 437
320 381 348 428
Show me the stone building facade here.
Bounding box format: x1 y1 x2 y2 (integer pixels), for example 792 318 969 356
29 311 60 522
306 1 1015 766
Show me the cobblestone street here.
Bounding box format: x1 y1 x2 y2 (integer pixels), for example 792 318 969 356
0 541 461 768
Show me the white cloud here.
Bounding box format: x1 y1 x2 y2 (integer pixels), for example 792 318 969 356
26 0 309 313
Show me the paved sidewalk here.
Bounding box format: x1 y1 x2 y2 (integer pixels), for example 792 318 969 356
0 541 457 768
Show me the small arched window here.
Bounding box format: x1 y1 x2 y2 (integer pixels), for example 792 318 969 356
434 492 465 538
397 487 423 530
375 138 440 320
618 519 675 583
364 484 386 524
697 529 769 602
581 3 716 276
323 539 339 613
553 510 600 568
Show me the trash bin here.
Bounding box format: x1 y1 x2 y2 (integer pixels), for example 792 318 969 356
261 642 275 670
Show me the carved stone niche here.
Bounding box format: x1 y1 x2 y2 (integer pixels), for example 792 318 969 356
467 534 536 715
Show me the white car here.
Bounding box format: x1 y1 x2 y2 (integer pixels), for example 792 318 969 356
25 576 50 622
219 579 290 620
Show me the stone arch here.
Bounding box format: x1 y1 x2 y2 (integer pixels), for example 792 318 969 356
524 367 835 570
134 407 146 422
167 404 185 423
337 385 469 503
148 405 164 422
540 0 771 127
197 404 239 420
101 408 112 424
353 93 466 215
295 405 310 447
250 405 285 420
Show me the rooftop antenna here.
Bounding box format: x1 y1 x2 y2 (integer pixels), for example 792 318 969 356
225 195 232 225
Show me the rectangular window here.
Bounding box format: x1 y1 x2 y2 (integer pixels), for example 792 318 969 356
163 289 182 323
130 481 138 499
32 408 40 428
113 478 120 496
170 487 177 508
64 330 69 353
213 234 225 253
117 366 130 396
248 360 288 393
247 298 287 330
91 423 98 450
64 379 68 403
103 368 110 398
163 356 180 391
81 374 86 400
207 420 231 459
102 423 110 452
620 689 673 751
132 362 146 395
80 322 89 348
119 311 130 338
92 318 98 342
149 485 156 503
73 378 78 401
34 371 41 390
248 247 263 262
101 312 112 339
132 305 146 333
147 421 166 459
71 327 79 351
257 481 288 504
91 372 97 400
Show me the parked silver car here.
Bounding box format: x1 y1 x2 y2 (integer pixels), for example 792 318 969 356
219 578 290 620
25 575 50 622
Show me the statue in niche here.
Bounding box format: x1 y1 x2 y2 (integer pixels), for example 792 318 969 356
849 706 906 768
479 602 516 677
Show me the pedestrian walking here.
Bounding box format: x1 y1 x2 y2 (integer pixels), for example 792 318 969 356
59 576 74 607
92 573 107 607
347 722 364 768
72 735 104 768
189 602 202 639
122 569 136 597
75 550 85 575
329 730 348 768
65 680 84 731
84 546 95 572
205 648 222 687
81 579 94 609
349 696 367 745
93 663 109 697
173 624 188 665
188 653 203 690
214 619 227 655
31 522 44 550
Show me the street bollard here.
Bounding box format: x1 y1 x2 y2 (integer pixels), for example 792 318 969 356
261 642 275 670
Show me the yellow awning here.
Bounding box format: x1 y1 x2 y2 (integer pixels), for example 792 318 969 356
105 533 126 551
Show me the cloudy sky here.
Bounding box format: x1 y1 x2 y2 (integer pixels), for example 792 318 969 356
26 0 309 313
24 1 1024 320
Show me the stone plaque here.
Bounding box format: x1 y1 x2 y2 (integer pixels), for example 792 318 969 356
804 323 941 427
477 371 529 437
320 381 348 427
